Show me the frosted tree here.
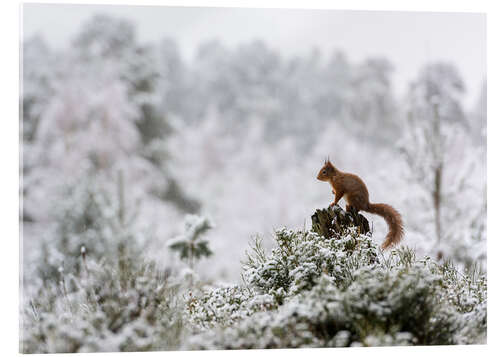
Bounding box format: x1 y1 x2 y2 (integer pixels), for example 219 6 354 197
22 15 199 223
316 51 352 122
155 38 193 120
187 41 401 153
23 57 155 222
71 16 198 212
22 36 56 142
469 80 486 145
278 48 326 149
193 40 283 131
348 58 400 143
71 15 167 144
400 63 485 267
21 36 60 221
402 63 464 244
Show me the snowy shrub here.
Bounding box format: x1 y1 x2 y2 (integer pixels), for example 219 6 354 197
187 209 486 349
189 270 450 348
243 228 378 297
187 284 277 331
22 254 185 353
35 172 147 283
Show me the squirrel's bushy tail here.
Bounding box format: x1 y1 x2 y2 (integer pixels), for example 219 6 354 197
365 203 404 250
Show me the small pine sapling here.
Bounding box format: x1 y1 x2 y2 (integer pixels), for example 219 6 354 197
169 215 215 284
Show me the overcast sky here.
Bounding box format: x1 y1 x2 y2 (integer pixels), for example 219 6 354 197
22 4 486 107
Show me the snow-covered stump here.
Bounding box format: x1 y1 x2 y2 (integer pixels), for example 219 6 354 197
311 205 370 239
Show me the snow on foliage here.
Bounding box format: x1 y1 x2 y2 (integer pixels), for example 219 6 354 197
187 223 486 349
168 215 214 262
22 256 185 353
21 199 486 352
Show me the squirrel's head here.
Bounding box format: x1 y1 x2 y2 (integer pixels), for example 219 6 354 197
317 159 337 181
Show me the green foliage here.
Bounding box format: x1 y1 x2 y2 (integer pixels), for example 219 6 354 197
169 240 212 261
168 215 214 263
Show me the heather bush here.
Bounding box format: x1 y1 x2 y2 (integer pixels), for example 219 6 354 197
22 255 185 353
186 213 486 349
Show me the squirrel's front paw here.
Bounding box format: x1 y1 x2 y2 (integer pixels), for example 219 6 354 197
329 202 336 208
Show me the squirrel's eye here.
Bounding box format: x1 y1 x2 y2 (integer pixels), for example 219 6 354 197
322 170 327 175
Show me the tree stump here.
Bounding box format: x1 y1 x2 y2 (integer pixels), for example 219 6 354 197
311 205 371 239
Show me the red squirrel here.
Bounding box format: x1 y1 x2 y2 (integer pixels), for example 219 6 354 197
316 159 403 250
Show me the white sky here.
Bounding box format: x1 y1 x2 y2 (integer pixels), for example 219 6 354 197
22 4 486 107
